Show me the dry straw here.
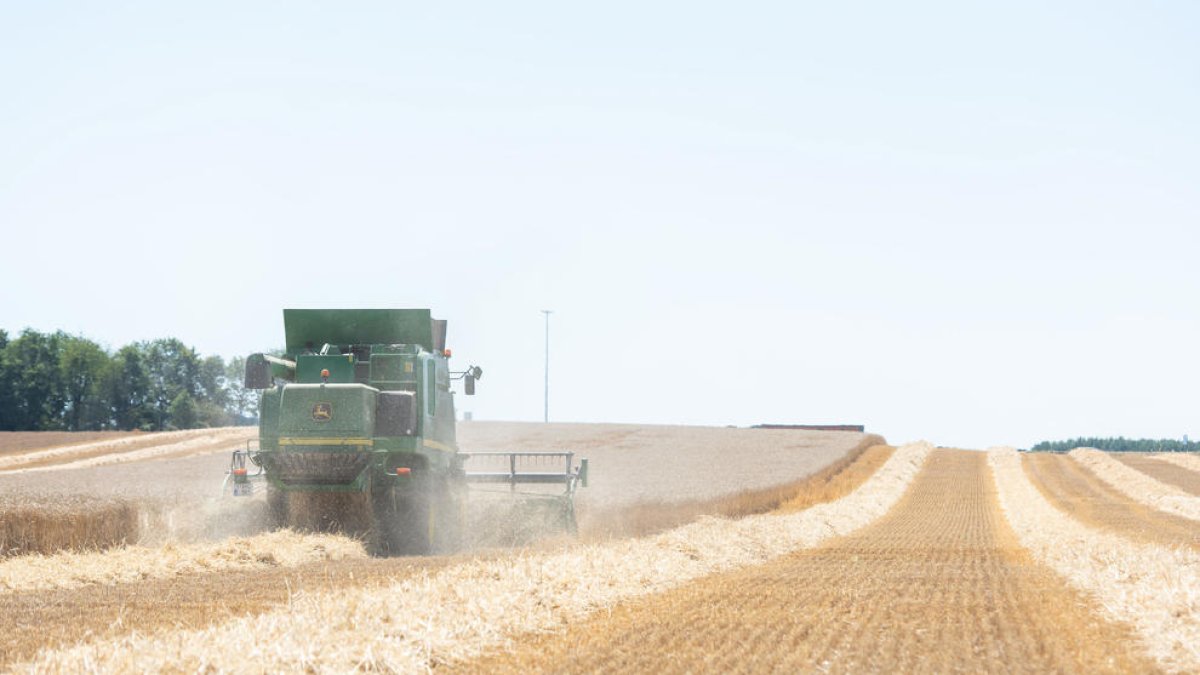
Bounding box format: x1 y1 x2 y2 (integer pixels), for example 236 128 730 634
19 442 933 672
1069 448 1200 521
1156 452 1200 475
989 448 1200 672
0 529 365 593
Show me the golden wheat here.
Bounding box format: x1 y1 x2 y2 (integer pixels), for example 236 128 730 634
0 493 142 557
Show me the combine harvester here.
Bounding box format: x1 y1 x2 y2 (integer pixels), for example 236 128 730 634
222 309 587 555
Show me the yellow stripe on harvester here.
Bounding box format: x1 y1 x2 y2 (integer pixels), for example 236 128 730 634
422 439 456 453
278 438 375 446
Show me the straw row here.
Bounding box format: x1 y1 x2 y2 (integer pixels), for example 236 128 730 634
989 448 1200 672
1069 448 1200 521
18 442 934 672
1155 452 1200 475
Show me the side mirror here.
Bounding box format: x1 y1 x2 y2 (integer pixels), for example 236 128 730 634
244 355 272 389
464 374 476 395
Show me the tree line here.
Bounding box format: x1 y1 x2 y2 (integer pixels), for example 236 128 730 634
0 328 256 431
1030 437 1198 453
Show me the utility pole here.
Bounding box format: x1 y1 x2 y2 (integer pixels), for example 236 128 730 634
541 309 553 423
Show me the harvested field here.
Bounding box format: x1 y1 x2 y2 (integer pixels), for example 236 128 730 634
992 448 1200 672
1070 448 1200 521
1023 453 1200 551
0 553 470 666
0 424 865 553
0 427 254 473
0 431 142 457
1157 452 1200 474
461 450 1158 674
580 438 889 539
1115 453 1200 496
13 442 931 672
10 424 1197 672
0 432 894 669
458 422 868 513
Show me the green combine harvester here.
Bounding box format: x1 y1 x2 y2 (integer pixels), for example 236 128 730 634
223 309 587 555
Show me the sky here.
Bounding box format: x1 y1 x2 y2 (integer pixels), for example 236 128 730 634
1 1 1197 449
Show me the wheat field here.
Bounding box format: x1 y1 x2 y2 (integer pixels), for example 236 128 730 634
1 427 1199 672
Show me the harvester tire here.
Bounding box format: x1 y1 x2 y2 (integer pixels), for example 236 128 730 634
371 477 467 556
372 481 433 556
431 479 466 554
266 484 288 529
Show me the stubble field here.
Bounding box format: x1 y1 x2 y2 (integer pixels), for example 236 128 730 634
0 427 1197 672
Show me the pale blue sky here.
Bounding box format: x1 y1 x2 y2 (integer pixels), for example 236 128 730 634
1 1 1197 448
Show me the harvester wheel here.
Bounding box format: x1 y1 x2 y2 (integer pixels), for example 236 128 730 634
431 479 466 554
371 477 466 556
372 481 433 556
266 484 288 529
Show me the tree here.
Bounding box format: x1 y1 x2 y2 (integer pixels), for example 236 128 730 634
2 330 65 430
224 356 259 424
0 329 11 430
168 391 198 430
0 328 255 431
198 355 228 404
1030 436 1200 453
107 345 154 431
59 336 111 430
143 339 200 430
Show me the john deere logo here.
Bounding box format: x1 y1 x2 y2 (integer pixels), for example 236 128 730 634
312 402 333 422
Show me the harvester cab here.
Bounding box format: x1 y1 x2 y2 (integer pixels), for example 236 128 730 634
223 309 587 555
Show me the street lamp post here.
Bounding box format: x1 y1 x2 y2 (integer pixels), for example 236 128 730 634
541 309 552 423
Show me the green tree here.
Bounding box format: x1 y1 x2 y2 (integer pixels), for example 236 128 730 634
193 354 232 427
168 391 198 429
143 339 200 430
0 329 11 430
1030 436 1199 453
223 356 258 424
2 330 66 430
107 345 154 431
196 355 228 406
59 335 112 430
